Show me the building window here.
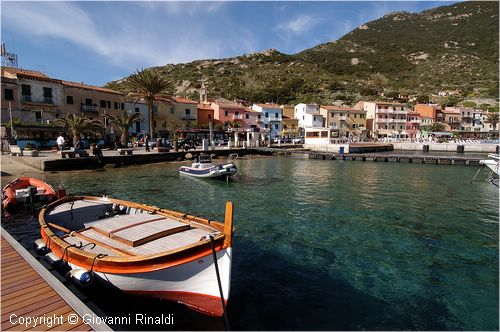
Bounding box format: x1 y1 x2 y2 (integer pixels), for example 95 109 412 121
43 87 52 98
354 113 357 118
275 124 279 130
258 115 261 119
245 114 249 119
265 112 269 117
85 98 92 105
275 113 279 118
67 96 74 104
185 109 191 115
121 103 124 110
225 111 228 116
331 113 334 117
265 124 268 128
4 88 14 100
352 124 356 129
114 102 118 109
135 122 141 133
153 105 158 113
21 84 31 95
208 114 212 119
107 101 111 108
35 111 42 122
170 107 174 114
135 107 140 113
100 100 107 108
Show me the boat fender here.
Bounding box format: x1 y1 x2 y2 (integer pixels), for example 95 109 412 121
67 269 93 287
34 238 49 255
44 252 66 267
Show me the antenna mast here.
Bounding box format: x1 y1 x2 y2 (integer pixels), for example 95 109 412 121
1 43 19 68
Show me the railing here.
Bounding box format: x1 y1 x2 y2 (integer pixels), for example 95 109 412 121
339 116 347 121
21 95 54 104
233 114 243 120
181 114 196 120
81 104 99 112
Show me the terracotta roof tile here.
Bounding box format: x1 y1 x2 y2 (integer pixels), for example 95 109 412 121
62 80 122 95
1 67 49 78
174 97 197 104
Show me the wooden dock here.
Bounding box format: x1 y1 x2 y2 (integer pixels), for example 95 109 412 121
1 227 112 331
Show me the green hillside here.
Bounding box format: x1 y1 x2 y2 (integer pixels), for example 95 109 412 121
105 1 499 106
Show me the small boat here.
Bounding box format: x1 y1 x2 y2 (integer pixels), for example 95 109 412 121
2 177 60 210
179 153 238 179
36 196 234 317
479 153 500 177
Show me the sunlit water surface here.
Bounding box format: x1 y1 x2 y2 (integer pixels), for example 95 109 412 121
2 156 498 330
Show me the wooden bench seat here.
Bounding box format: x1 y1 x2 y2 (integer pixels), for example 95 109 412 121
117 148 133 155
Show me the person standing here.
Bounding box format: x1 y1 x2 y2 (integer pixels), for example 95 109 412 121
56 134 65 151
145 134 150 152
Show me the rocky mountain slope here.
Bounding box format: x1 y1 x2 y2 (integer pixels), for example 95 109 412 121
105 1 498 105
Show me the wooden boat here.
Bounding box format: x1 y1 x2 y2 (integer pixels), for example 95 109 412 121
37 195 234 316
2 177 59 210
179 153 237 179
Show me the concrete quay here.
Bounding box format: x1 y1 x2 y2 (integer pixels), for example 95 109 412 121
1 147 261 172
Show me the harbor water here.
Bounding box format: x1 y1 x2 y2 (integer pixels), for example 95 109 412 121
1 156 498 330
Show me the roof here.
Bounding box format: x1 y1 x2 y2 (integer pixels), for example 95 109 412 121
197 104 214 111
173 97 197 104
1 67 49 78
369 101 407 107
255 103 282 109
320 105 361 111
62 80 122 95
214 102 247 110
441 109 461 114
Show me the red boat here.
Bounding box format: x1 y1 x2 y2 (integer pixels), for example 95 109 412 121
2 177 61 210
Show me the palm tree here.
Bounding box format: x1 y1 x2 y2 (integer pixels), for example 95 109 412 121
485 112 499 130
429 122 446 132
53 114 103 149
124 68 172 139
105 110 142 147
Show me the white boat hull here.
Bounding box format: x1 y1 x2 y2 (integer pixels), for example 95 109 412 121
69 248 232 316
480 157 499 176
179 163 237 178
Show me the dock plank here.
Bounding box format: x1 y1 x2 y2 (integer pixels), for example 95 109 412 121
1 228 111 331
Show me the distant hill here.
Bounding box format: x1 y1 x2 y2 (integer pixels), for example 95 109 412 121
105 1 499 105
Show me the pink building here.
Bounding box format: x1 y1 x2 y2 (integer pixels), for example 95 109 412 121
406 112 421 138
210 100 248 129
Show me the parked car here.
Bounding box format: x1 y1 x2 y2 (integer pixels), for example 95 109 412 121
292 137 304 144
177 138 197 150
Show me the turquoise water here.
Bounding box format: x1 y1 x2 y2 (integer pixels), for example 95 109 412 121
2 156 498 330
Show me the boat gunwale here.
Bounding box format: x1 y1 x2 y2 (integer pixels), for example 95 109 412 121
38 195 232 273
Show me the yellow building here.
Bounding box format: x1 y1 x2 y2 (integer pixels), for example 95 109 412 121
319 106 367 138
155 97 198 137
281 115 299 137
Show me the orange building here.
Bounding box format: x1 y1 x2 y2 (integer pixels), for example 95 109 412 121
415 103 441 122
197 103 215 127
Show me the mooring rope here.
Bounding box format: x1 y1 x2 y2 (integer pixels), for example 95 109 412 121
209 235 230 331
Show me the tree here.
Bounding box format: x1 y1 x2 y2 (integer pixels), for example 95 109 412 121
415 95 429 104
485 112 499 130
125 68 172 139
53 114 102 149
429 122 446 132
105 110 142 147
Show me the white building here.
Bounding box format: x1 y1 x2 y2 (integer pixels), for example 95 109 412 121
251 103 283 139
457 108 483 132
357 101 409 138
294 103 324 129
125 101 149 137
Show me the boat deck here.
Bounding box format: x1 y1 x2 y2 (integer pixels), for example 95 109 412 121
47 200 217 257
1 228 111 331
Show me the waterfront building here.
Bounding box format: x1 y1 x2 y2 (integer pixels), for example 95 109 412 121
1 67 64 125
456 108 484 132
196 103 215 127
319 105 367 138
125 101 149 137
420 115 434 128
281 105 295 119
155 97 198 137
62 80 124 141
415 103 443 122
281 115 299 138
251 104 283 139
405 112 421 139
294 103 324 134
210 99 248 129
356 101 409 138
303 127 344 145
442 107 462 130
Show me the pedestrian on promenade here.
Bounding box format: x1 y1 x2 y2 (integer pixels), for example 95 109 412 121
145 134 150 152
56 134 65 151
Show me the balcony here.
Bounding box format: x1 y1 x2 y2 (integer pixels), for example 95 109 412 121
21 95 54 104
339 115 347 121
233 114 243 120
81 104 99 113
181 114 196 120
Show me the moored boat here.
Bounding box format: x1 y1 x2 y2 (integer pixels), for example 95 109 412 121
36 195 234 316
2 177 60 210
479 153 500 177
179 153 238 179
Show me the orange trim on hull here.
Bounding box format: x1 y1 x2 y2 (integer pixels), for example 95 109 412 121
2 177 57 210
124 290 227 317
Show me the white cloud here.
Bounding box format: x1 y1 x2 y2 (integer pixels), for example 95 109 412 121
277 15 317 34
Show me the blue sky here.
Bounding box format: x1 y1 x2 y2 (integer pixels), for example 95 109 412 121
1 1 459 87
